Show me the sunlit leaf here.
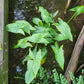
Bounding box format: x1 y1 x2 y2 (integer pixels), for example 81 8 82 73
51 42 64 70
14 37 32 48
6 23 25 35
39 6 53 24
70 6 84 18
16 20 36 34
34 26 50 33
27 33 52 44
6 20 36 35
33 26 54 43
25 49 41 84
53 18 73 41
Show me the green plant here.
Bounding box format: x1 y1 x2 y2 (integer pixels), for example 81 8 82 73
53 69 84 84
6 6 73 84
67 5 84 23
31 66 50 84
30 67 84 84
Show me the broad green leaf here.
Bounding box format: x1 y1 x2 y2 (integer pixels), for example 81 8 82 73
53 18 73 41
34 26 50 33
34 25 56 36
6 23 25 35
15 20 36 34
70 6 84 18
6 20 36 35
51 10 59 18
27 33 52 44
14 32 52 49
14 37 32 48
32 18 43 26
0 43 2 50
33 26 54 43
39 6 53 24
51 42 64 70
25 49 42 84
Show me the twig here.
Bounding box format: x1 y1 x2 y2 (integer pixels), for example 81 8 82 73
76 64 84 73
64 0 72 14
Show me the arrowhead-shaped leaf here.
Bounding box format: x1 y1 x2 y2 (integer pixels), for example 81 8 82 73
25 49 42 84
70 6 84 18
34 26 50 33
53 18 73 41
39 6 53 24
27 33 52 44
14 37 32 48
51 42 64 70
6 23 25 35
6 20 36 35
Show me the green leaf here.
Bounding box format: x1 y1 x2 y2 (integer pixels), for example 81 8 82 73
34 26 50 33
51 10 59 18
41 47 47 65
41 47 47 59
51 42 64 70
33 26 54 43
53 18 73 41
32 18 43 26
6 20 36 35
25 49 42 84
22 45 38 65
49 28 57 37
77 75 83 84
70 6 84 18
60 74 68 84
6 23 25 35
14 37 32 48
52 69 60 83
69 72 76 84
16 20 36 34
39 6 53 24
27 33 52 44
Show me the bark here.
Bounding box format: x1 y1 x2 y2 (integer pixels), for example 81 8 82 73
65 25 84 84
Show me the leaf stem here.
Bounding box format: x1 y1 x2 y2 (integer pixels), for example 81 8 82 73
67 12 76 23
